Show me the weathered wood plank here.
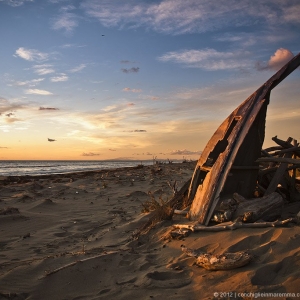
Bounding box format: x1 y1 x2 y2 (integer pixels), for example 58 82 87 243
272 146 300 156
173 218 297 232
256 157 300 164
188 52 300 225
272 136 300 157
264 152 292 196
233 192 284 222
181 245 252 270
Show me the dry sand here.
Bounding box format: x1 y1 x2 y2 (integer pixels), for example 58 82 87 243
0 162 300 300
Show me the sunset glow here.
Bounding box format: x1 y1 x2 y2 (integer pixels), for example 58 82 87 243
1 0 300 160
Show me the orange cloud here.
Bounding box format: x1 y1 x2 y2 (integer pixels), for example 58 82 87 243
256 48 294 71
122 87 142 93
268 48 294 71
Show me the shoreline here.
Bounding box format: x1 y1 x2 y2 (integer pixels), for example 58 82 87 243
0 161 196 183
0 159 196 177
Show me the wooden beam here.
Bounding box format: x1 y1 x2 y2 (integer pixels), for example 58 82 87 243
264 153 292 196
256 157 300 165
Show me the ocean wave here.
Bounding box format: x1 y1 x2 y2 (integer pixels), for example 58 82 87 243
0 160 153 176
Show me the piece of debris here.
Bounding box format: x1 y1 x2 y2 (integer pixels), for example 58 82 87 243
181 245 252 270
170 228 191 239
187 52 300 225
172 218 298 232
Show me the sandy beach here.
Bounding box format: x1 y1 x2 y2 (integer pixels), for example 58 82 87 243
1 161 300 300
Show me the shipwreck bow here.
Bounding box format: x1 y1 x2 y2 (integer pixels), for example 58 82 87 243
188 52 300 225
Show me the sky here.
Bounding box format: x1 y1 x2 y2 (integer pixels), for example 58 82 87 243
0 0 300 161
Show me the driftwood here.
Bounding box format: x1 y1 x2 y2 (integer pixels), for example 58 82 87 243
259 166 299 177
187 53 300 225
174 207 190 216
170 228 191 239
258 136 300 201
272 146 300 156
209 192 284 223
172 192 285 223
181 245 252 270
133 178 191 238
136 141 299 237
264 153 292 195
272 136 300 155
263 146 286 152
257 157 300 165
168 178 191 209
232 192 284 222
173 218 297 232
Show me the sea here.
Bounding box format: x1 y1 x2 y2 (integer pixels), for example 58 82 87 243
0 160 156 177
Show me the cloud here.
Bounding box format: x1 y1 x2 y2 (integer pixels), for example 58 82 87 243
0 97 26 115
25 89 53 95
139 95 160 101
123 129 147 132
81 152 100 156
255 48 294 71
0 147 8 149
39 107 59 110
48 0 69 3
282 4 300 23
60 4 76 11
50 74 68 82
5 117 21 123
81 0 300 35
121 67 140 73
60 43 87 48
0 0 33 7
63 102 139 140
33 64 55 75
70 64 86 72
120 60 136 64
34 68 55 75
122 87 142 93
214 32 257 48
101 102 135 114
158 48 251 70
268 48 294 70
15 47 48 61
52 12 78 33
9 78 45 87
169 149 202 155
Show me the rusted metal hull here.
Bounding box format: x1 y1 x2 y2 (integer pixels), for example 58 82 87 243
188 53 300 225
